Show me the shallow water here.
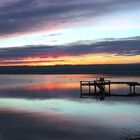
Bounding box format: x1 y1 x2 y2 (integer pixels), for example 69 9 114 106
0 74 140 140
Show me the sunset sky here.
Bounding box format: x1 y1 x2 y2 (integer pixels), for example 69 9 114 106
0 0 140 66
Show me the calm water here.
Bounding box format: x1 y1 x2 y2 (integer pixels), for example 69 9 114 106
0 74 140 140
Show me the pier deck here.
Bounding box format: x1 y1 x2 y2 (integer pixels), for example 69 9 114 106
80 78 140 100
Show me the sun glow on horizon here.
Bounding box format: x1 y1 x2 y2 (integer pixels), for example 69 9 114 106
1 53 140 66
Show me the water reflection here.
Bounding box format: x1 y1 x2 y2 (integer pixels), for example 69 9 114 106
0 98 140 128
0 108 118 140
0 74 139 100
0 98 140 140
0 74 140 140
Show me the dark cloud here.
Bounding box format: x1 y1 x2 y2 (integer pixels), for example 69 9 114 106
0 37 140 63
0 0 140 35
0 60 65 65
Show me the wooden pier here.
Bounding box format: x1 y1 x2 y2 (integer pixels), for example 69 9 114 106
80 78 140 100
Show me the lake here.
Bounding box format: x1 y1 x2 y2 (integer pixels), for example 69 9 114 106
0 74 140 140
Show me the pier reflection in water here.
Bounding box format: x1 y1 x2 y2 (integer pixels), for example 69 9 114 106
80 77 140 100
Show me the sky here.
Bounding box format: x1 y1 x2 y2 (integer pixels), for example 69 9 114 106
0 0 140 66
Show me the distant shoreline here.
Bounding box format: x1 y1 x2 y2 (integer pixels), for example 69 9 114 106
0 64 140 76
0 71 140 76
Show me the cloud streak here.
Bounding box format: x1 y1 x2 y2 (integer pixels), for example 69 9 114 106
0 37 140 65
0 0 140 35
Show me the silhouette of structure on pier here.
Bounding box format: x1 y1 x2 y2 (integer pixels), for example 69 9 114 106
80 78 140 100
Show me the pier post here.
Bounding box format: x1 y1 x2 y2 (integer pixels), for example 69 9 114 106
89 82 91 95
129 85 136 96
133 85 136 95
108 83 111 96
129 85 132 95
80 81 82 97
94 84 97 95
